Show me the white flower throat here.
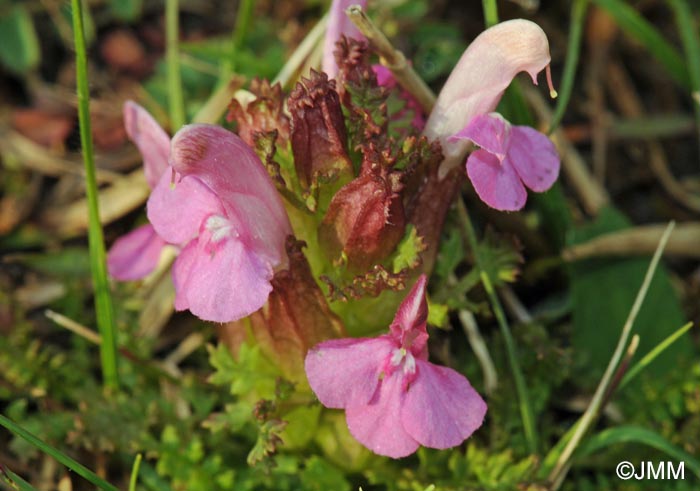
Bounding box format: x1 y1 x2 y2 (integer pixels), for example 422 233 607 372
205 215 236 243
391 347 416 375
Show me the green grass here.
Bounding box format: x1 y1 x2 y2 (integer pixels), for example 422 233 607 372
0 415 119 491
71 0 119 390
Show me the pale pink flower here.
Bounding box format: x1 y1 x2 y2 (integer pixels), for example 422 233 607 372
147 124 293 322
107 101 169 280
322 0 367 78
305 275 487 458
422 19 559 210
451 112 559 211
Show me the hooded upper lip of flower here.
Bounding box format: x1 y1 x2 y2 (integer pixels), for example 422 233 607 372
422 19 554 174
304 275 487 458
144 124 293 323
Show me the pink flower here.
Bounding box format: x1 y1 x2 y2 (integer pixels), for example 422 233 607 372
422 19 559 210
107 101 169 280
322 0 367 78
147 124 293 322
305 275 487 458
372 64 426 130
451 112 559 211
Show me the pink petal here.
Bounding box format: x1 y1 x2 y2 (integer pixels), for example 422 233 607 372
423 20 551 169
346 371 420 458
322 0 367 78
389 275 429 358
305 336 395 408
401 360 487 449
172 230 273 323
147 171 224 246
372 64 396 88
373 64 426 130
506 125 560 192
107 223 166 280
466 149 527 211
450 113 511 160
123 101 170 188
169 124 292 267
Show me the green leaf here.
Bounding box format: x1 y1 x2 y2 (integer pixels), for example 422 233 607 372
477 229 521 286
280 404 321 448
109 0 143 21
207 343 278 398
391 225 425 273
427 300 449 328
434 225 463 279
0 5 40 74
569 207 690 380
577 426 700 478
300 456 350 491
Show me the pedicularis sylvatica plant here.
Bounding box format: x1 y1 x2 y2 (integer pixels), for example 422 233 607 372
108 1 559 461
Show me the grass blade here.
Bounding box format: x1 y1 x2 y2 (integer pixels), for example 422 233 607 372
1 466 39 491
667 0 700 156
591 0 689 87
577 426 700 478
0 415 119 491
546 221 676 489
71 0 119 390
548 0 588 133
166 0 185 129
619 322 694 389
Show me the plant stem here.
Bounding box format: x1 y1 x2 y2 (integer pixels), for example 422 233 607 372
457 199 539 454
481 0 499 27
548 0 588 133
345 5 436 113
546 221 676 489
71 0 119 390
166 0 185 130
129 454 143 491
231 0 254 72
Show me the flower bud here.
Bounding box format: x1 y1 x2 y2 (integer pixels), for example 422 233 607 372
226 78 290 148
319 149 405 272
288 70 352 189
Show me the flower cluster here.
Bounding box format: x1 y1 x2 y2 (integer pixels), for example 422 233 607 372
108 4 560 459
